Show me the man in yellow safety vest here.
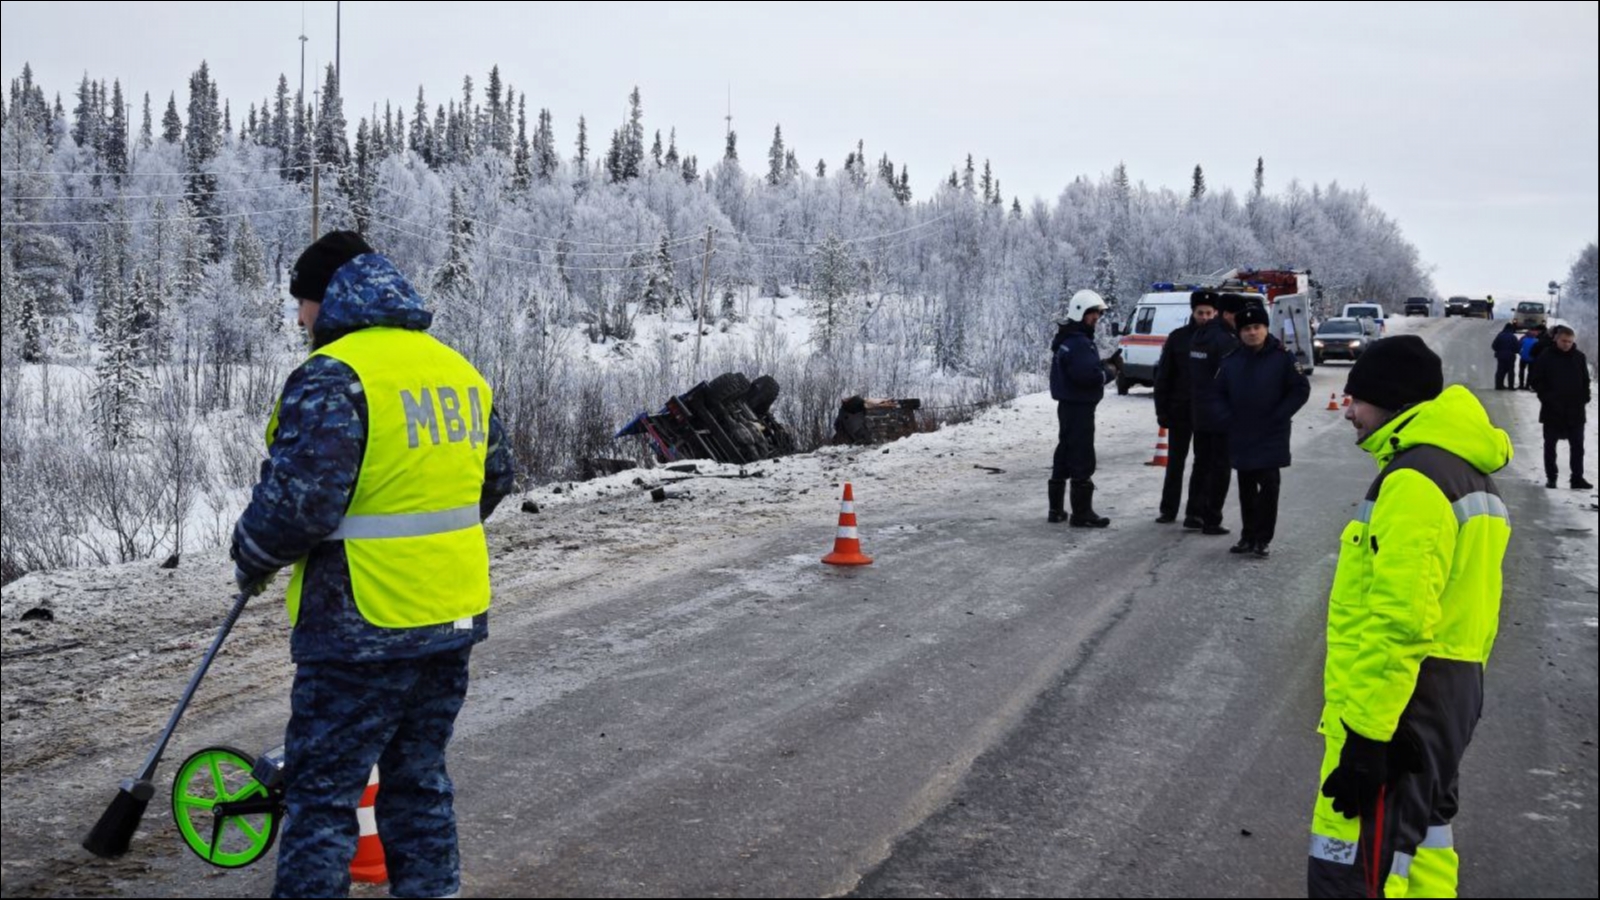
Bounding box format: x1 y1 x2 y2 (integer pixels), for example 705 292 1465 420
231 231 516 898
1310 335 1512 898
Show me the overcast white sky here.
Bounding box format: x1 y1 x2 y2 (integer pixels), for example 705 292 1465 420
2 1 1596 299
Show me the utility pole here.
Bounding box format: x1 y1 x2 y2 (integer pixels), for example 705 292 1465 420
694 226 715 372
311 161 320 241
298 1 308 105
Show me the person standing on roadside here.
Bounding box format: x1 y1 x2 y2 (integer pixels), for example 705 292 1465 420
1529 324 1593 490
1187 290 1248 536
1309 335 1512 899
1216 304 1311 557
1152 291 1217 526
1048 290 1122 527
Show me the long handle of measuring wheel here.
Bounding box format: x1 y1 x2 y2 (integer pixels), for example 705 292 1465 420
134 592 252 782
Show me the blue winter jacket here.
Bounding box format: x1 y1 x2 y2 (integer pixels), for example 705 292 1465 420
230 253 518 663
1050 321 1114 404
1519 334 1539 362
1216 335 1312 470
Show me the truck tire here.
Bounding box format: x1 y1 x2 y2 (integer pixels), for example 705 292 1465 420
710 372 751 404
744 375 780 416
1116 373 1131 396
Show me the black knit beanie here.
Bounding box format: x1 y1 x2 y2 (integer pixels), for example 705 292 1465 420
1190 289 1219 310
1344 335 1444 411
289 230 375 302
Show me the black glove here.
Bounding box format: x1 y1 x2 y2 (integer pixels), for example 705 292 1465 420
234 564 275 599
1320 722 1390 819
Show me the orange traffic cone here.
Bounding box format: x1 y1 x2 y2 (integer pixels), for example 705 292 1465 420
1325 392 1340 411
1144 427 1170 467
350 766 387 884
822 483 873 566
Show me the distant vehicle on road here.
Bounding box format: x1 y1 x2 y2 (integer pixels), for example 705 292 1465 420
1341 302 1387 335
1445 296 1472 317
1466 298 1494 319
1404 297 1433 317
1312 317 1378 365
1513 300 1548 331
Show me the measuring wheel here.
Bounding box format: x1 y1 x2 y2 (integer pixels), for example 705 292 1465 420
171 745 282 868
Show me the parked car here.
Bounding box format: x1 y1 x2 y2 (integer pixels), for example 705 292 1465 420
1513 300 1548 331
1312 317 1378 365
1404 297 1433 316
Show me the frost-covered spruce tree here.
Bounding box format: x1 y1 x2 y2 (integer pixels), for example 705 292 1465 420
93 287 148 449
809 233 857 353
1092 242 1120 312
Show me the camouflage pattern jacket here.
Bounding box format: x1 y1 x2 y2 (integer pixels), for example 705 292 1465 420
231 254 517 663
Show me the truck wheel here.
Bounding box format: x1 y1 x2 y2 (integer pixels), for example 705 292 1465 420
744 375 780 416
1116 373 1131 396
709 372 751 404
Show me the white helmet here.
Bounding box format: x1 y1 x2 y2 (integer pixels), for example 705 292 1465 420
1066 289 1108 323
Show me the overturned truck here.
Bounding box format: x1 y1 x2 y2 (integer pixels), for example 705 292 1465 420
617 372 797 465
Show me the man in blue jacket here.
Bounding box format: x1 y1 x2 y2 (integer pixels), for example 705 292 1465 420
1049 290 1121 527
1491 322 1519 390
1517 324 1543 390
1187 290 1248 535
1217 304 1311 557
231 232 518 898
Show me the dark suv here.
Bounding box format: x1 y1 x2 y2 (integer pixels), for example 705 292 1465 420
1404 297 1432 316
1313 317 1377 365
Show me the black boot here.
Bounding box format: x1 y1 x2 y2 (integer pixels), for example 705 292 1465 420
1574 476 1594 490
1069 482 1110 528
1047 480 1068 523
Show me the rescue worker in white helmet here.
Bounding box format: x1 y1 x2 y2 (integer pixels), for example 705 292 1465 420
1047 290 1122 527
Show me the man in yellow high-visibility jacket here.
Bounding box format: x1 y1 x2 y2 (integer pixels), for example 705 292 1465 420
231 231 516 898
1310 335 1512 898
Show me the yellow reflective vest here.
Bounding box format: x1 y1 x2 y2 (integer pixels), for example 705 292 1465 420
1322 386 1513 741
268 327 493 629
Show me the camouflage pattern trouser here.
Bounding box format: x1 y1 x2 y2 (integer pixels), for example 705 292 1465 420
272 646 472 899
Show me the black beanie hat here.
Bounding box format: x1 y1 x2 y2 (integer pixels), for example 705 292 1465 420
1236 305 1271 329
289 230 375 302
1344 335 1444 411
1215 292 1252 314
1190 289 1219 310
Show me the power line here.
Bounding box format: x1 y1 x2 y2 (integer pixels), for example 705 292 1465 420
367 208 715 274
370 204 706 258
2 181 308 202
370 181 708 251
1 204 314 228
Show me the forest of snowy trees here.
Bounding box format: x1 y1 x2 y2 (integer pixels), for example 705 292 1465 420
2 59 1455 583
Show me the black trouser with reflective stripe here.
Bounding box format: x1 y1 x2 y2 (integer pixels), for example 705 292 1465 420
1191 430 1231 528
1160 420 1198 520
1308 658 1483 898
1543 421 1587 483
1236 467 1281 546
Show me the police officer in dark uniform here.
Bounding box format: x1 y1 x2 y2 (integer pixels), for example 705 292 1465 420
1187 290 1247 535
1049 289 1121 527
231 232 518 898
1152 291 1218 525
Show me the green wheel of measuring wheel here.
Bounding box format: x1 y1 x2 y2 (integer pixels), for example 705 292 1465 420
171 745 280 868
